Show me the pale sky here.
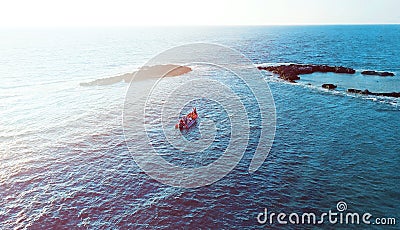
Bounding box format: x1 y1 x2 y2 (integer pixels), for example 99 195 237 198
0 0 399 27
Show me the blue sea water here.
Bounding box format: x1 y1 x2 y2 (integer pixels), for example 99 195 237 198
0 25 399 229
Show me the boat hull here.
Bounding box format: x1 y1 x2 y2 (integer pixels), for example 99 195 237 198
176 118 197 129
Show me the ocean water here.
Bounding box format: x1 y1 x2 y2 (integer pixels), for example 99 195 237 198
0 26 399 229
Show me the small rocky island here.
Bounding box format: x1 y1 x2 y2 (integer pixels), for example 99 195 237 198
80 64 192 86
257 64 356 83
361 70 395 77
322 84 337 90
347 89 400 98
257 64 396 83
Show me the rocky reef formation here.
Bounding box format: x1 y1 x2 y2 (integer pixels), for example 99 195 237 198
322 84 337 89
257 64 355 82
257 63 399 98
361 70 395 77
347 89 400 98
80 64 192 86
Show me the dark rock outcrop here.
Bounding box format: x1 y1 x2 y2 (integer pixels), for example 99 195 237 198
322 84 337 89
258 64 355 82
347 89 371 94
347 88 400 98
361 70 395 77
374 92 400 97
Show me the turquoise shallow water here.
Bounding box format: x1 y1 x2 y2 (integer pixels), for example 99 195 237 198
0 26 399 229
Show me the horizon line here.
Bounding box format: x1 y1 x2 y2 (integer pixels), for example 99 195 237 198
1 23 400 28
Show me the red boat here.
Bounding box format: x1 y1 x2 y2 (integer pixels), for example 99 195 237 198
175 108 198 129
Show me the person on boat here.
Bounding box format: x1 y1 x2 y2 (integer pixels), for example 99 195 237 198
191 107 197 119
179 118 186 128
